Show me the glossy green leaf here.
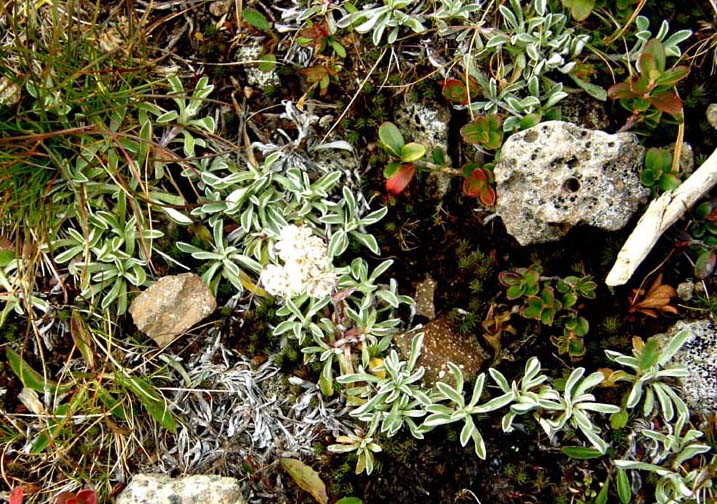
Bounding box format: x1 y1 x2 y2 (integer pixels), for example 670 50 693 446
6 347 66 393
121 375 177 433
400 142 426 163
280 458 328 504
257 54 276 72
378 122 404 157
561 446 603 459
0 249 14 267
243 8 271 31
595 477 609 504
568 0 595 21
694 250 716 279
645 148 672 172
610 409 629 429
616 468 632 504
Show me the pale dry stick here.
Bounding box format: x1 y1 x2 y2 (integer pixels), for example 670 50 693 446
606 145 717 286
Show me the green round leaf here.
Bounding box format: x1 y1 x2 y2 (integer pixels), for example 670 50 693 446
400 142 427 163
378 122 405 157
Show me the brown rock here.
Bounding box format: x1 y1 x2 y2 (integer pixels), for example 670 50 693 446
129 273 216 346
394 317 489 386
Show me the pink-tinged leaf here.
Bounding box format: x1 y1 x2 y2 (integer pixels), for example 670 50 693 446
442 78 468 103
650 90 683 116
607 81 634 100
9 487 23 504
462 167 497 206
695 250 717 279
641 39 666 72
655 66 689 87
385 163 415 195
57 490 97 504
479 186 496 206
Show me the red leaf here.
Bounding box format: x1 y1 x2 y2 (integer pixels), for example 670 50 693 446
480 186 496 206
385 163 415 195
649 90 683 116
9 487 23 504
57 489 97 504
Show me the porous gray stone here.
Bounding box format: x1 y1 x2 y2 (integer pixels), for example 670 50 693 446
654 319 717 415
495 121 648 245
129 273 216 347
116 474 246 504
394 102 453 199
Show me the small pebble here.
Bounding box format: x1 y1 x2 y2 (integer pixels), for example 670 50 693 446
707 103 717 130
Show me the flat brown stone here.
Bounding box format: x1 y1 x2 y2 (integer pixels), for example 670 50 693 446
394 316 489 386
129 273 216 346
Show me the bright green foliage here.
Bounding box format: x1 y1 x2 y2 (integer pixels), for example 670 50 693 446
687 200 717 279
560 0 595 21
641 147 680 192
378 121 426 195
460 114 504 150
498 265 542 300
608 39 690 128
500 266 596 359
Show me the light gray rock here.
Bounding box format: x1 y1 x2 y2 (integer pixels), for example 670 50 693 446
394 102 452 199
129 273 216 346
116 474 246 504
654 319 717 415
707 103 717 130
495 121 648 245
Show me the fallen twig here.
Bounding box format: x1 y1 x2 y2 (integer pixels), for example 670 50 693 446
606 145 717 286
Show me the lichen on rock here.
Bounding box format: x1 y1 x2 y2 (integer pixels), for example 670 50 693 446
654 319 717 415
495 121 648 246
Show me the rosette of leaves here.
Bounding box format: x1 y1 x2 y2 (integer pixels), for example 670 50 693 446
378 121 426 195
461 162 496 206
460 114 504 151
442 76 480 105
607 39 690 128
498 265 542 300
641 147 681 193
536 366 619 454
604 330 690 424
614 414 712 504
423 363 514 459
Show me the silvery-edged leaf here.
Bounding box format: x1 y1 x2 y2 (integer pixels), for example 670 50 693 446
311 140 354 152
351 231 380 255
436 381 464 407
489 368 511 393
657 329 691 366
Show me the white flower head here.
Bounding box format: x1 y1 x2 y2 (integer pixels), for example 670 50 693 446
261 224 336 298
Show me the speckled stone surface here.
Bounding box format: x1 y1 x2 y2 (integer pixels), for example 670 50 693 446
654 319 717 415
495 121 648 245
116 474 246 504
395 317 489 386
129 273 216 347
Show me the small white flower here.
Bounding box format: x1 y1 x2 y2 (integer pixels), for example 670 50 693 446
261 224 336 298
